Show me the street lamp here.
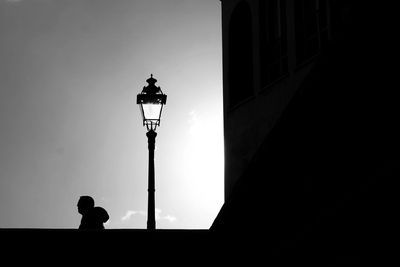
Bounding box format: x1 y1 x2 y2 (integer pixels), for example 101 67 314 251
137 74 167 230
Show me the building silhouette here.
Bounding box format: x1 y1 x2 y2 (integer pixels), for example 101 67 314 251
211 0 395 264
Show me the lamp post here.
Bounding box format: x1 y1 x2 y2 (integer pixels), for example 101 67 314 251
137 74 167 230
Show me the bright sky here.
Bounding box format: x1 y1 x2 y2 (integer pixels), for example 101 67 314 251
0 0 223 229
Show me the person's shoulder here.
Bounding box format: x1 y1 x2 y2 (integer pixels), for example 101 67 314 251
94 206 109 222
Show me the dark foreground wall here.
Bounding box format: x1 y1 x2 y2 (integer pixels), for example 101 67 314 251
0 229 219 265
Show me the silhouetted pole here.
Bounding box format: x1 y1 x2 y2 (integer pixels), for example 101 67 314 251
137 74 166 231
146 129 157 230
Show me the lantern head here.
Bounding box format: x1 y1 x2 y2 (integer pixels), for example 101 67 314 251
137 74 167 131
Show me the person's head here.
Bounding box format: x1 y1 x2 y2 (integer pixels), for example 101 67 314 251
77 196 95 215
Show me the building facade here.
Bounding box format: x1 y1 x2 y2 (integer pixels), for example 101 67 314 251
213 0 394 264
222 0 335 199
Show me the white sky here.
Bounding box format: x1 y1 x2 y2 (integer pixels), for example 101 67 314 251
0 0 223 229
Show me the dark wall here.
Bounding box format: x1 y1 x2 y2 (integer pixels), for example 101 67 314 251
213 2 396 264
227 1 254 108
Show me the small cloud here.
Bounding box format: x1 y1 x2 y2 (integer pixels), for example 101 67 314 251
121 209 177 224
163 215 177 223
121 210 146 222
121 210 137 221
155 208 177 223
188 110 201 135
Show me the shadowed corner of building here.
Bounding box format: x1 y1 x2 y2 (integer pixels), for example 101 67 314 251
209 0 395 265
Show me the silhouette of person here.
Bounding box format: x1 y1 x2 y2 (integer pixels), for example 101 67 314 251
77 196 109 230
